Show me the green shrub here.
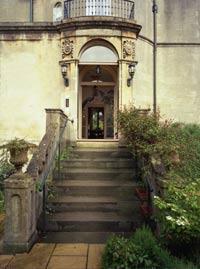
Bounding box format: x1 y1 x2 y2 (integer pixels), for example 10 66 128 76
102 227 173 269
0 150 15 212
117 108 200 266
154 179 200 245
131 226 173 268
102 234 160 269
102 228 198 269
0 159 15 191
171 258 199 269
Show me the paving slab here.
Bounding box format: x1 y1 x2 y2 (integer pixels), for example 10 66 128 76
47 256 87 269
53 243 88 256
87 244 105 269
0 255 13 269
8 243 55 269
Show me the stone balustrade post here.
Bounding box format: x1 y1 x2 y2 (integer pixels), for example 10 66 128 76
3 172 37 253
45 108 68 148
45 108 67 132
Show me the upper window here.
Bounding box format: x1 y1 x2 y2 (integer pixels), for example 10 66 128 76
80 46 118 64
53 2 63 22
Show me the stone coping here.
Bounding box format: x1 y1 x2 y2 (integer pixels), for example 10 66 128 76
0 17 142 36
45 109 68 119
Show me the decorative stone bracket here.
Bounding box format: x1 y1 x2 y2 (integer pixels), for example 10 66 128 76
61 39 74 59
123 39 136 60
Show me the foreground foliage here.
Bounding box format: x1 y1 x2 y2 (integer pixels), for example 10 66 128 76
0 150 15 212
117 107 200 265
154 179 200 244
102 227 197 269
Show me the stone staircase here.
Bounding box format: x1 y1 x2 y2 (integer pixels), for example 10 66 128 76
42 142 143 243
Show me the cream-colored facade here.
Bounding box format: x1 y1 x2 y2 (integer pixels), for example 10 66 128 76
0 0 200 143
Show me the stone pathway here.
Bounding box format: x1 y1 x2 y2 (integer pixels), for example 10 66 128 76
0 243 105 269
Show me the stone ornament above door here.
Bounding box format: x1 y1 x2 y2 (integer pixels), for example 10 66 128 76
123 39 135 60
62 39 74 59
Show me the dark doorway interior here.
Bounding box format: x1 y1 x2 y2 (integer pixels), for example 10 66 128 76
88 107 104 139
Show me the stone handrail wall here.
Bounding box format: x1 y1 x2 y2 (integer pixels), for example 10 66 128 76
27 109 68 219
3 109 68 253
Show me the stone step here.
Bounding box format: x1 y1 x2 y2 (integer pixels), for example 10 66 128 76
72 148 133 159
48 195 140 213
60 158 135 169
76 141 119 148
48 196 118 212
53 168 136 181
45 211 141 232
53 179 138 187
40 231 133 244
51 179 138 198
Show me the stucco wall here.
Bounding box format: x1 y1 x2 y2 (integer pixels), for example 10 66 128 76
0 35 63 142
0 0 200 142
0 0 29 22
157 0 200 43
157 46 200 123
134 39 153 109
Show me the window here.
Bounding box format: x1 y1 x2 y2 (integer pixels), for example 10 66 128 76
53 2 63 22
80 45 118 64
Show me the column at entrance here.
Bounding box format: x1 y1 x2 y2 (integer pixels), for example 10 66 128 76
119 60 134 109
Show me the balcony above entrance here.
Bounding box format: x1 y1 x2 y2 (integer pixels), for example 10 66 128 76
63 0 135 20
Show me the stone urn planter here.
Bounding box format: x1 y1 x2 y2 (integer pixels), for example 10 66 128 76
0 138 36 171
9 147 29 171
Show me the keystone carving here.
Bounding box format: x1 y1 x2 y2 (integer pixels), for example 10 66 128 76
62 39 74 59
123 40 135 59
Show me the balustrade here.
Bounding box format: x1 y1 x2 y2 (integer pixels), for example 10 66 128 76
64 0 134 20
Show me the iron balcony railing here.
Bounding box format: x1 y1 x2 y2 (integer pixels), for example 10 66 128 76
64 0 135 20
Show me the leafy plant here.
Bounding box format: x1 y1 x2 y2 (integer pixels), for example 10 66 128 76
0 190 4 213
102 234 154 269
0 138 36 154
102 227 198 269
0 160 15 190
117 107 200 266
154 179 200 244
60 146 74 160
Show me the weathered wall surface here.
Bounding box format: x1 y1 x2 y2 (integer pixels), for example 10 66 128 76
34 0 60 22
0 0 200 142
134 39 153 109
0 0 29 22
134 0 200 123
0 0 60 22
157 46 200 123
134 0 153 39
158 0 200 43
0 34 63 142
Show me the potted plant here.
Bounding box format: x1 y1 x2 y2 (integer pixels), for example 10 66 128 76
0 138 36 171
140 202 152 218
135 183 148 201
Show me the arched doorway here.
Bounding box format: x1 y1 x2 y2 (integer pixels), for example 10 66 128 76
78 43 118 139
